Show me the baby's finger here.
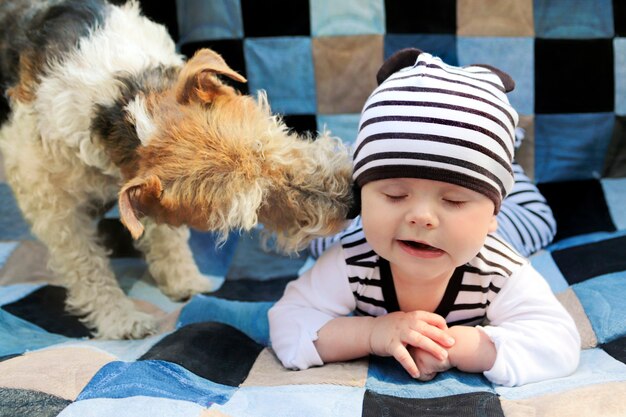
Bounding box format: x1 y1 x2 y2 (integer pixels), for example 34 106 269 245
417 372 436 382
392 345 420 379
405 331 448 361
416 323 455 348
408 311 448 330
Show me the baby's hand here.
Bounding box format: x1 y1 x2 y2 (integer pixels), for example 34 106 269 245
368 311 455 378
409 346 453 381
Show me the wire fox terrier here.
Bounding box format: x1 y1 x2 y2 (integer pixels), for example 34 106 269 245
0 0 353 339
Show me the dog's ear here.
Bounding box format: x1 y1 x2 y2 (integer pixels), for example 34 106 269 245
176 48 247 104
118 175 163 239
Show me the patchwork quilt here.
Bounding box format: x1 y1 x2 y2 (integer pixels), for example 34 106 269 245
1 0 626 416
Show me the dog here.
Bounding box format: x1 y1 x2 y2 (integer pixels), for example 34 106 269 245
0 0 353 339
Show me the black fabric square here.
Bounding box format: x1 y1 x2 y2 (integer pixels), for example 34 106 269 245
241 0 310 37
281 114 318 136
601 335 626 364
97 218 142 258
385 0 456 34
603 116 626 177
140 322 263 386
551 235 626 284
0 388 71 417
1 286 91 338
211 276 295 301
362 390 504 417
614 0 626 36
536 179 616 241
137 0 179 42
179 39 248 94
535 39 614 114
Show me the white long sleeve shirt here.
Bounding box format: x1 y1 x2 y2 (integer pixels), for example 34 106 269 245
269 230 580 387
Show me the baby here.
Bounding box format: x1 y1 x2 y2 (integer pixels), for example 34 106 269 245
269 49 580 387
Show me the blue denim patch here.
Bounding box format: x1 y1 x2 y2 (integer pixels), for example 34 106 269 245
317 114 361 146
366 356 495 398
78 360 236 406
0 184 33 240
244 37 316 114
176 0 243 44
179 295 272 345
385 34 458 66
457 37 534 114
615 38 626 116
534 0 614 38
215 385 366 417
535 113 614 182
310 0 384 36
602 178 626 230
0 308 70 356
574 271 626 344
59 396 205 417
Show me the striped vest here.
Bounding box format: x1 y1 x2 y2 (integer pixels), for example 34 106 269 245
341 227 526 326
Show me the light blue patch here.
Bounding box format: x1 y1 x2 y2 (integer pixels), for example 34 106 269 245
126 280 187 313
602 178 626 230
78 360 235 406
178 295 272 346
189 229 238 278
176 0 243 44
529 250 569 294
58 396 205 417
226 228 307 281
457 37 534 114
366 356 494 398
0 241 19 269
534 113 614 183
104 204 119 218
0 283 46 307
534 0 614 38
0 309 70 356
213 385 365 417
496 348 626 400
310 0 384 36
317 114 361 145
385 34 458 66
53 332 170 362
573 271 626 344
616 38 626 116
0 184 33 240
244 37 316 115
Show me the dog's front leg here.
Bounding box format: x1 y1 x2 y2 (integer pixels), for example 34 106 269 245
135 220 216 301
16 197 157 339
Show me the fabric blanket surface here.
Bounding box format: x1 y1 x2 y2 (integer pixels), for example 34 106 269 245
1 0 626 416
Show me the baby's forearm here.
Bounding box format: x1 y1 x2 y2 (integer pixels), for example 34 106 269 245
447 326 496 373
314 316 376 363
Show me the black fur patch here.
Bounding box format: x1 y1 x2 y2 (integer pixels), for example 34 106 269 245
91 66 179 168
0 0 108 125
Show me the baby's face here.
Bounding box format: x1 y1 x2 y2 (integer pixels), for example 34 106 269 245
360 177 497 282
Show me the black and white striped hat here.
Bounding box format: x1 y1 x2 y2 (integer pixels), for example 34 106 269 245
352 48 519 212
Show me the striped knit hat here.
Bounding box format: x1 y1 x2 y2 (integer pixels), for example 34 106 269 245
352 48 519 212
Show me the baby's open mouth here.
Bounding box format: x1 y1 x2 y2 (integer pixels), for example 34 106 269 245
400 240 441 251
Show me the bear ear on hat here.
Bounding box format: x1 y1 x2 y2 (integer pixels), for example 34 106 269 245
472 64 516 93
376 48 424 85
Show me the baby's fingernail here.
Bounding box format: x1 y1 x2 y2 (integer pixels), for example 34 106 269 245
440 350 448 360
447 337 455 345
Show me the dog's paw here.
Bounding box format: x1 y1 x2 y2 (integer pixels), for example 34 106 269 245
90 304 157 340
159 273 218 302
